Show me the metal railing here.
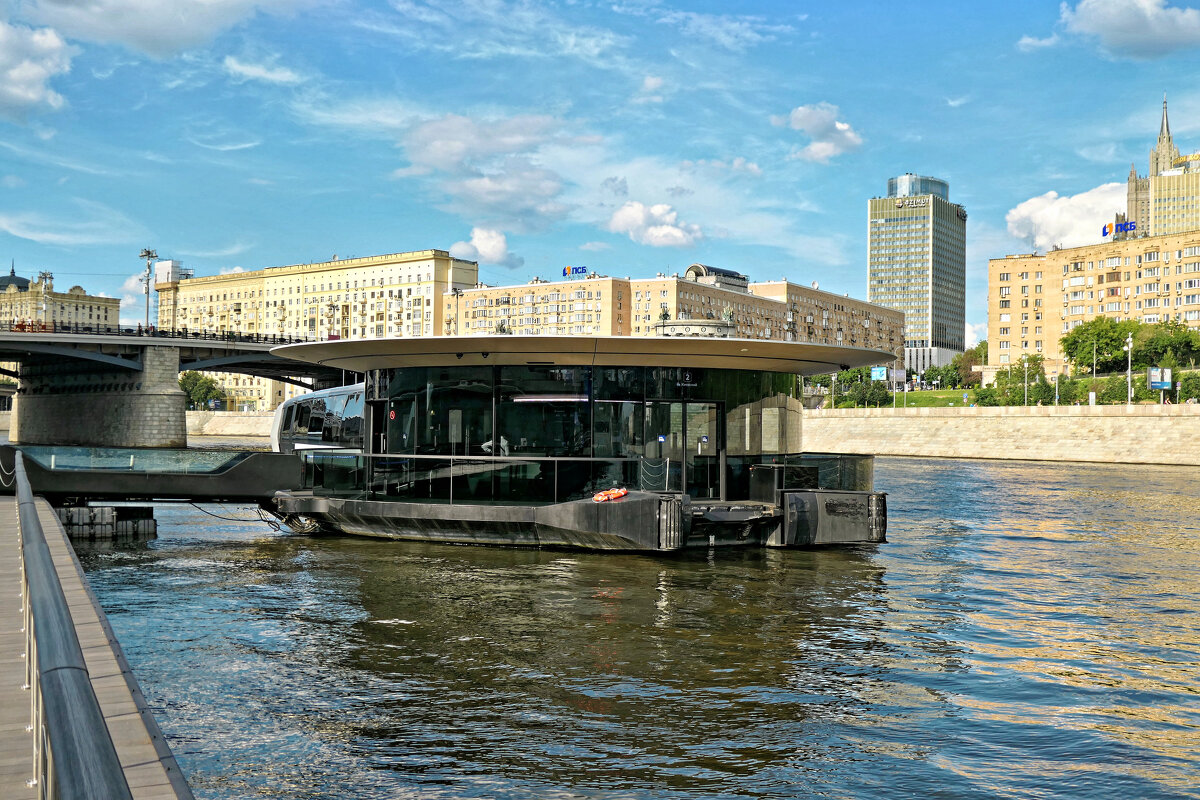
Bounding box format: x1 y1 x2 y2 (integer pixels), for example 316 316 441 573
14 451 134 800
0 320 314 345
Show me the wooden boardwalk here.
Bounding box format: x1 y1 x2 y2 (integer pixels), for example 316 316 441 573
0 496 193 799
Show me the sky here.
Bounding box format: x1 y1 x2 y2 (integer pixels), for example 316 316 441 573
5 0 1200 340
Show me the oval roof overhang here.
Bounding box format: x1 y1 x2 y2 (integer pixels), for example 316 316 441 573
272 336 895 376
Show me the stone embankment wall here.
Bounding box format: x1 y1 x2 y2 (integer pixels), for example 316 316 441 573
186 411 275 437
802 404 1200 466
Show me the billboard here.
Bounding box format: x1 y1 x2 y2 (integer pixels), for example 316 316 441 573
870 366 888 381
1148 367 1173 390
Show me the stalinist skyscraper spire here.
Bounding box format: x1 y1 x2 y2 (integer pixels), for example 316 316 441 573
1150 93 1179 176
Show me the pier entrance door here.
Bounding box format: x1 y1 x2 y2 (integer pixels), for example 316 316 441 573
685 402 721 500
643 401 723 498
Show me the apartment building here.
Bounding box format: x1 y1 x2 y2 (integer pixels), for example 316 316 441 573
987 229 1200 381
156 249 479 409
443 263 904 360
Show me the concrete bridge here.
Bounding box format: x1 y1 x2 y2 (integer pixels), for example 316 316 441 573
0 325 346 447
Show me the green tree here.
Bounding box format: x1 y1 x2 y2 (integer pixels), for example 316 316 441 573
1139 321 1200 369
179 371 223 409
1060 317 1139 376
1180 372 1200 402
993 353 1045 405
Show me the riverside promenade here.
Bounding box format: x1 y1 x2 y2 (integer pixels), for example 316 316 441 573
803 403 1200 466
0 496 192 798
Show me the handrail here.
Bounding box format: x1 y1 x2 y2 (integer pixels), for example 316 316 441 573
0 320 315 345
15 451 134 800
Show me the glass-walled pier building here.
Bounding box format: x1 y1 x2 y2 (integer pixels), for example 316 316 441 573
271 335 892 552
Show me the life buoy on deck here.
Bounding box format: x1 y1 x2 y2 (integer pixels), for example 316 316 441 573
592 487 629 503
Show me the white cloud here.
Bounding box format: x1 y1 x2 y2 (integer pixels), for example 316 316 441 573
633 74 665 104
0 20 73 121
188 137 261 152
680 157 762 176
178 241 253 258
1016 33 1060 51
1060 0 1200 58
772 102 862 163
607 201 701 247
364 1 627 66
1005 183 1126 250
2 176 26 188
219 265 245 274
580 241 610 252
966 322 987 348
294 95 422 138
945 95 971 108
21 0 317 59
223 55 302 84
649 10 793 50
0 200 144 246
449 227 524 269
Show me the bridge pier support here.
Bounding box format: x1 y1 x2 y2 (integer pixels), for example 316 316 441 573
11 346 187 447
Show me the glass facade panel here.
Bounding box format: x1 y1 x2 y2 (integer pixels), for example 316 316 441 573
369 365 811 501
497 366 591 457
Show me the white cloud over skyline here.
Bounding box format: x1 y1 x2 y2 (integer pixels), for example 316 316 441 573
450 227 524 269
772 102 863 163
607 201 702 247
1005 183 1126 251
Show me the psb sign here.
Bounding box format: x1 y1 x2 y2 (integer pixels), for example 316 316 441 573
562 265 587 278
1102 221 1136 237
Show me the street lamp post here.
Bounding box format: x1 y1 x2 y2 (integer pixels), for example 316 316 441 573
138 248 157 328
1053 372 1059 405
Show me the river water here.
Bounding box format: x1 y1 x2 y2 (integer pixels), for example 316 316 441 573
76 457 1200 799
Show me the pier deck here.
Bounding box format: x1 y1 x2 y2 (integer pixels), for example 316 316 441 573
0 496 192 799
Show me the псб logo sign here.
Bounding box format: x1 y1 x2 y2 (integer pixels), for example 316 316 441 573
1102 221 1136 237
562 265 587 277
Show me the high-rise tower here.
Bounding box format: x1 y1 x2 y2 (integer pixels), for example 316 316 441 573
867 173 967 374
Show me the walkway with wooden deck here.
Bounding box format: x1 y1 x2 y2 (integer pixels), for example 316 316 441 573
0 496 193 799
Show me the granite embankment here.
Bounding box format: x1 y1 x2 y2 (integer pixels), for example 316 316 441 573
802 404 1200 466
5 407 1198 466
185 410 275 437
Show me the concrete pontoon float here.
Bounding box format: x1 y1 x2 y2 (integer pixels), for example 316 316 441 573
268 336 892 552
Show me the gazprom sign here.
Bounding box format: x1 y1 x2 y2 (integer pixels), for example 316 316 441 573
1102 221 1136 237
562 265 587 278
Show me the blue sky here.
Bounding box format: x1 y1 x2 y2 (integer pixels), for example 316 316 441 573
4 0 1200 339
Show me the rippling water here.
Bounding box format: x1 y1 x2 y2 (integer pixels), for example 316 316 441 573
76 457 1200 799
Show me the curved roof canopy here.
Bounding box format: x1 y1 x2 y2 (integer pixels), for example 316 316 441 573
272 335 895 376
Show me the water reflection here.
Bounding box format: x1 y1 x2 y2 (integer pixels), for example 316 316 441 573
77 457 1200 799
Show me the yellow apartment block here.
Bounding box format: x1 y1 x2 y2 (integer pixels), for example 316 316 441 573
442 263 904 360
987 229 1200 381
156 249 479 410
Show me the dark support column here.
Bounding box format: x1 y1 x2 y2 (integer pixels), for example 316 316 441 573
11 346 187 447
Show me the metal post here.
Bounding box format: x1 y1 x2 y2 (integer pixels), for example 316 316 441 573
1023 358 1028 406
1125 334 1133 404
